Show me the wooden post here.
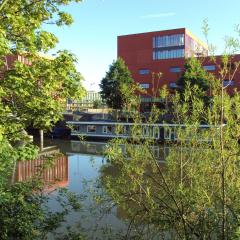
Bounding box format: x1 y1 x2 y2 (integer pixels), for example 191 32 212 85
40 129 44 152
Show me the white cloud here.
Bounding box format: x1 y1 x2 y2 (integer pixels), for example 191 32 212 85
141 12 176 19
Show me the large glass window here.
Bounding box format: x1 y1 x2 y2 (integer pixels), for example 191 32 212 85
153 49 184 60
153 34 184 48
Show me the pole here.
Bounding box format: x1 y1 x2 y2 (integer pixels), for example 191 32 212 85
40 129 44 151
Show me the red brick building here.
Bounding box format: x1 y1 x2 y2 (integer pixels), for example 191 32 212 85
118 28 240 110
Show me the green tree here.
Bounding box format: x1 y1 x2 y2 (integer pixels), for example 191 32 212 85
0 0 86 239
97 31 240 240
93 99 102 109
177 57 211 99
100 58 134 109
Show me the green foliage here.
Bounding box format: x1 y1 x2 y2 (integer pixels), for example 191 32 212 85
177 57 211 98
0 179 83 240
100 58 135 109
1 51 85 130
98 53 240 239
15 144 39 161
93 99 102 109
0 0 86 239
0 0 82 54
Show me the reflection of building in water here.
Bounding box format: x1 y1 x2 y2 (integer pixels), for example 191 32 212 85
70 141 169 162
15 154 69 190
70 141 108 155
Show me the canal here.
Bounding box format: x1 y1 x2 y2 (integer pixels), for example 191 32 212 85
16 138 169 239
41 139 130 239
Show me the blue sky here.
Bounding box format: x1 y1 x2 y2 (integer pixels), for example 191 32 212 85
45 0 240 91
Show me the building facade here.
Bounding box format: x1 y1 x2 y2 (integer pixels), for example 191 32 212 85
118 28 240 110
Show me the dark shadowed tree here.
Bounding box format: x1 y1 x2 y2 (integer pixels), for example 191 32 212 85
100 58 134 109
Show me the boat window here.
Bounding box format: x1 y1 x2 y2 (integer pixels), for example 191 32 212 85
103 126 112 134
164 128 171 140
153 127 160 139
171 128 177 140
87 125 96 133
164 127 177 140
142 126 149 137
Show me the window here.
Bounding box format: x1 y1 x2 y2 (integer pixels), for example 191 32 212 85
142 126 149 137
153 34 185 48
140 83 150 89
223 80 234 87
164 128 177 140
103 126 112 134
170 67 181 73
87 125 96 133
153 127 160 139
169 82 178 89
139 69 150 75
203 65 216 71
164 128 171 140
153 49 184 60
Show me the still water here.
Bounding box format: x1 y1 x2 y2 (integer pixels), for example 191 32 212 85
16 139 168 239
43 139 127 239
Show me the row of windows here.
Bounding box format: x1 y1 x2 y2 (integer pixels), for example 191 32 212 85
78 125 161 138
139 65 216 75
170 65 216 72
139 67 182 75
153 49 185 60
153 34 184 48
86 125 128 135
169 80 235 89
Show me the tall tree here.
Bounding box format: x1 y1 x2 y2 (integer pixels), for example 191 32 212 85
0 0 85 139
177 57 211 98
98 41 240 239
100 58 134 109
0 0 85 238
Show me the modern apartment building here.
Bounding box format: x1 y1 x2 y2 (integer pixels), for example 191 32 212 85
118 28 240 110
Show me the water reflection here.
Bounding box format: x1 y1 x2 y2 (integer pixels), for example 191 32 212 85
42 139 170 162
14 151 69 192
16 140 172 238
69 140 169 163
